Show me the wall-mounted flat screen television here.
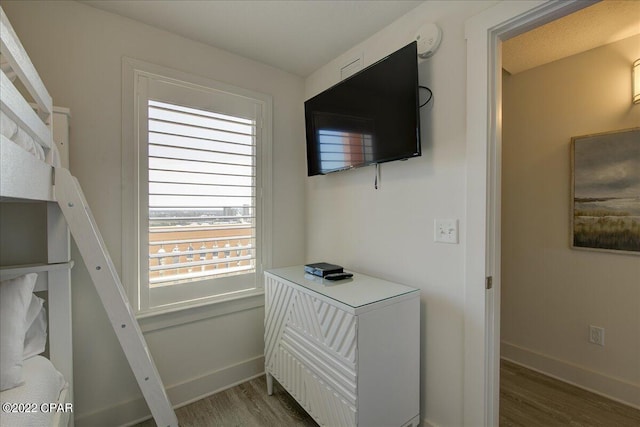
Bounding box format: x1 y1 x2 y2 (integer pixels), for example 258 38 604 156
305 41 421 176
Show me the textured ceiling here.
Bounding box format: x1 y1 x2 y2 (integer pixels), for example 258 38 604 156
503 0 640 74
80 0 423 77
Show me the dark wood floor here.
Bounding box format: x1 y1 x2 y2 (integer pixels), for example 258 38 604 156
134 375 317 427
500 359 640 426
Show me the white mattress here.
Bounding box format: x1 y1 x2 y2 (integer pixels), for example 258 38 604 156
0 110 61 167
0 356 68 427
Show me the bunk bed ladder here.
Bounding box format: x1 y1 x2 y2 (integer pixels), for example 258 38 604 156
53 167 178 427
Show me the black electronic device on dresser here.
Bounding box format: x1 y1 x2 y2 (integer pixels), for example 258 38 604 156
304 262 343 277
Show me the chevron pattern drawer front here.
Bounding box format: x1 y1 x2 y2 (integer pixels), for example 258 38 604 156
265 268 420 427
265 275 357 426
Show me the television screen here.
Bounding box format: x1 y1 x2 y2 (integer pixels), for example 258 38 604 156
305 41 420 176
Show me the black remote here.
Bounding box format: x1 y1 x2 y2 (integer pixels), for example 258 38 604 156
324 272 353 281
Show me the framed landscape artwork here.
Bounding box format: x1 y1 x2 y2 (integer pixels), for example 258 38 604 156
571 127 640 254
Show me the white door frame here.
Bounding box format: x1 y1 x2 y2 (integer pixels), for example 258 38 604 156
463 1 597 425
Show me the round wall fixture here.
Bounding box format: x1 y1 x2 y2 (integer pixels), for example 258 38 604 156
415 23 442 59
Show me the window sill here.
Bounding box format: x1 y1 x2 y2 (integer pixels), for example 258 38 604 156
137 288 265 333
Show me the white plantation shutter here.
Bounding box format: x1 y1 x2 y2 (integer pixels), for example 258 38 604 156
147 100 256 281
132 70 271 313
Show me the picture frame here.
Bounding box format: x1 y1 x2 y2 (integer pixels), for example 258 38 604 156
570 127 640 254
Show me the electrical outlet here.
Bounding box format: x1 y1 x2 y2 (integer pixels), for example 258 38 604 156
589 325 605 346
434 219 458 244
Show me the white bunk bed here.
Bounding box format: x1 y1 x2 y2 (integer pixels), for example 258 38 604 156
0 6 74 427
0 7 178 427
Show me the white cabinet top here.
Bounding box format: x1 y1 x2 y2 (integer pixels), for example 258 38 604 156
266 266 419 310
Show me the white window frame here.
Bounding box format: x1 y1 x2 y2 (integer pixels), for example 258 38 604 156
122 58 272 319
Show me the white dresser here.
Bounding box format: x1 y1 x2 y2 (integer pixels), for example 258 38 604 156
264 266 420 427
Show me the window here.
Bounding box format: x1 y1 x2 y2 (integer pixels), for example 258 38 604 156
123 59 272 315
318 129 373 172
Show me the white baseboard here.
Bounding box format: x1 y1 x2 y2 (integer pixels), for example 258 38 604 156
501 341 639 409
75 356 265 427
422 417 437 427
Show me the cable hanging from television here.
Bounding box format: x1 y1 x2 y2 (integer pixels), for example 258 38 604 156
419 85 433 108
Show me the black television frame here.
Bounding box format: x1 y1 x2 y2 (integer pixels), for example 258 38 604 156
304 41 421 176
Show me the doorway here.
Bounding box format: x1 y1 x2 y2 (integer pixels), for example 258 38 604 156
500 2 640 424
464 1 597 425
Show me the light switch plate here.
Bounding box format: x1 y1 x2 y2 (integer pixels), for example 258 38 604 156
434 219 458 244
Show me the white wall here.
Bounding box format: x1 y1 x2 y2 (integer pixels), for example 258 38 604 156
502 34 640 407
304 1 498 426
2 1 306 425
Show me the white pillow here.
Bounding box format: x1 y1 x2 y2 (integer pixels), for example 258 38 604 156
0 356 66 427
23 294 47 359
0 273 38 391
